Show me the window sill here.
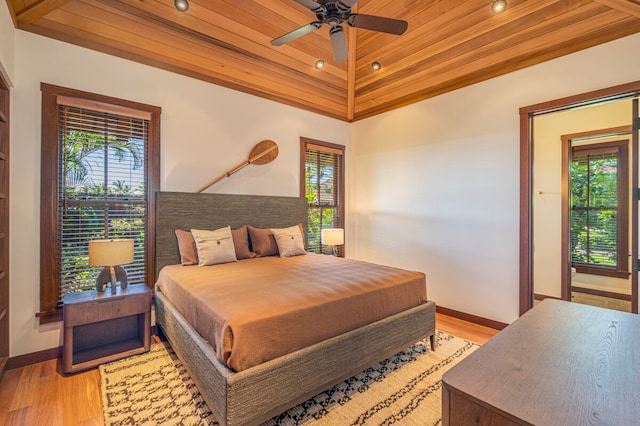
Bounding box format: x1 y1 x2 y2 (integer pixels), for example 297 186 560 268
36 308 63 325
573 265 630 279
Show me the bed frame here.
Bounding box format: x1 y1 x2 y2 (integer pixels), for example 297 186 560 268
154 191 436 426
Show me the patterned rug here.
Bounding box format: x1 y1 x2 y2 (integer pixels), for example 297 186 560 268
100 331 478 426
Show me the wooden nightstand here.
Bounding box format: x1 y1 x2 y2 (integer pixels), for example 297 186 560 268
62 283 151 374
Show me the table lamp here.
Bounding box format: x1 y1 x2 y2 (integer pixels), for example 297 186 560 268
321 228 344 256
89 238 134 293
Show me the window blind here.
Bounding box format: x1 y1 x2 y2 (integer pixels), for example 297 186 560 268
304 142 344 254
571 151 618 268
57 105 148 301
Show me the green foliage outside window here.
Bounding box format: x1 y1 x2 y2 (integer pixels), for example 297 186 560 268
571 153 618 267
305 160 338 253
303 141 343 254
64 130 143 186
60 129 146 296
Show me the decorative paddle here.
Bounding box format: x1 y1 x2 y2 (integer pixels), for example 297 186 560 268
195 140 279 193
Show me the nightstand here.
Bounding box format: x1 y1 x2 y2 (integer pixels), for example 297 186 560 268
62 283 151 374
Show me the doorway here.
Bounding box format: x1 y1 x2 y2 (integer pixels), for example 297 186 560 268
519 81 640 315
561 127 632 312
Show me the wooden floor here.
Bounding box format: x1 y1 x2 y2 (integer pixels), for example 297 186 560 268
0 313 499 425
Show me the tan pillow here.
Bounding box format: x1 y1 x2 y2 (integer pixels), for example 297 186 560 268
191 226 237 266
175 229 198 265
247 226 279 257
231 225 256 260
271 225 307 258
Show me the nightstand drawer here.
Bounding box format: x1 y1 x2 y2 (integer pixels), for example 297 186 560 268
64 285 151 327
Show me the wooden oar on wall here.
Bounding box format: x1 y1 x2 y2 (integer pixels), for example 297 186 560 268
195 140 279 193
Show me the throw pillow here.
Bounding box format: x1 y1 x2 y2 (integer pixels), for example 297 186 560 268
191 226 237 266
271 225 307 258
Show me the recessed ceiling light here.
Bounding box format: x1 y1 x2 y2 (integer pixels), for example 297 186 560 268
315 59 325 70
371 61 381 71
174 0 189 12
491 0 507 14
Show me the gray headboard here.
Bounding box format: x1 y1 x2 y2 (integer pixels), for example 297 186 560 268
154 191 309 279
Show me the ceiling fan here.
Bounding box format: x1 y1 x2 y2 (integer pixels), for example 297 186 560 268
271 0 408 63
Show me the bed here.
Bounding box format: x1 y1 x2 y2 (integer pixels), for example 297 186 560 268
154 191 436 426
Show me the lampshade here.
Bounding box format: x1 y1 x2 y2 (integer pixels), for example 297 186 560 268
321 228 344 246
89 239 134 266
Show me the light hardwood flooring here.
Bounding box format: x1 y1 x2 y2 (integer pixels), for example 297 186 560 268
0 313 499 426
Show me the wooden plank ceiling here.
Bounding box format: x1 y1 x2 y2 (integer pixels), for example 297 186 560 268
5 0 640 121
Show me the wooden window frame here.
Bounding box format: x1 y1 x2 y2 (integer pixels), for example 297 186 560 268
570 140 629 279
38 83 160 324
300 137 345 256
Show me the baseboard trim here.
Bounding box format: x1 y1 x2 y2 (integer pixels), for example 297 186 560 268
7 346 61 370
436 305 507 330
571 286 632 301
534 293 561 301
7 325 159 370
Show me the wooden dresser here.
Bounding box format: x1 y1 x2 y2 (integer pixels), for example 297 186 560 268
442 299 640 425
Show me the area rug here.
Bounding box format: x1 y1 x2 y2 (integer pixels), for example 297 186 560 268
100 331 478 426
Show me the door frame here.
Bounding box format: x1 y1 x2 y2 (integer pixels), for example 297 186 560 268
519 80 640 316
0 69 9 379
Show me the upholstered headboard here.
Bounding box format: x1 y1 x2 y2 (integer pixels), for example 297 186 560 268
154 191 309 279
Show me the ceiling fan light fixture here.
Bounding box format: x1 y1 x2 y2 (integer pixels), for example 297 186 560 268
174 0 189 12
371 61 381 71
491 0 507 14
315 59 325 69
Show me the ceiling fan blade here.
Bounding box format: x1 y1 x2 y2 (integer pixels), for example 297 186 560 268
347 14 408 35
271 22 322 46
294 0 323 12
330 26 348 62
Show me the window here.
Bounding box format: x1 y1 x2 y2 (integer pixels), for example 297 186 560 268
570 140 628 277
39 84 160 323
300 138 345 255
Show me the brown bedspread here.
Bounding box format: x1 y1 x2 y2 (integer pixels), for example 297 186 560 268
156 254 427 371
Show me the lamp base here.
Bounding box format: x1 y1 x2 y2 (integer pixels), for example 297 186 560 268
96 265 129 293
325 245 336 256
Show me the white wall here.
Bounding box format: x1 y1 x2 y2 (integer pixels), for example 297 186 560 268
10 31 349 357
350 33 640 324
533 102 632 298
0 0 15 84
